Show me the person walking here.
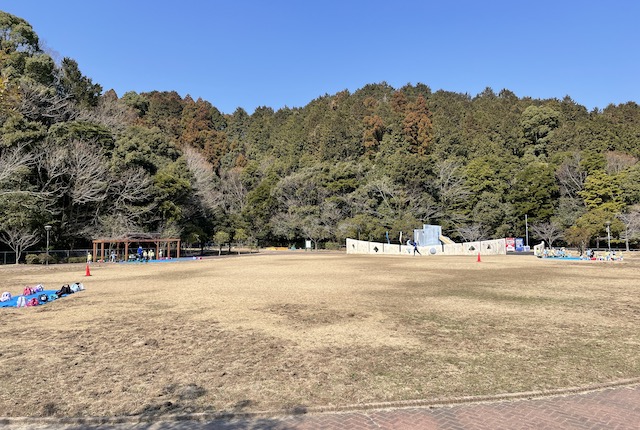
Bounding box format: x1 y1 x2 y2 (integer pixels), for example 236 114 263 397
412 240 422 256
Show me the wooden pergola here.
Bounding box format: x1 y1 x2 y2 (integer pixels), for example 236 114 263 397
92 233 181 262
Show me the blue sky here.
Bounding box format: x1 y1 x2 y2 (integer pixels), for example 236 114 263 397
1 0 639 114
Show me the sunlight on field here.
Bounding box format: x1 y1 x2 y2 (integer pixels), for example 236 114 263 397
1 252 639 418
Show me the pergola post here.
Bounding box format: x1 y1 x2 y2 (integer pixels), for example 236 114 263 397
92 235 180 262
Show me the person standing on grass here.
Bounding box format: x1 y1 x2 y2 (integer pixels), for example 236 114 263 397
413 240 421 256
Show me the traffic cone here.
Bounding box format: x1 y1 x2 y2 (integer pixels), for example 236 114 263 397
477 252 481 262
85 263 91 276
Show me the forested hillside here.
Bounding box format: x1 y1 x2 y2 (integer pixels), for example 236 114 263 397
1 12 639 259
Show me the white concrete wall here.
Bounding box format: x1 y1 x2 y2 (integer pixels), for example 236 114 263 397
346 238 507 256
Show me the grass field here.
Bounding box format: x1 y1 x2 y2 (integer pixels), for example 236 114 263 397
1 252 639 419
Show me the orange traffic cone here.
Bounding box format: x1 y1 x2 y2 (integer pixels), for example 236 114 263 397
477 253 481 262
85 263 91 276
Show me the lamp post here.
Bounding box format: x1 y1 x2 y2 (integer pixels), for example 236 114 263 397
525 214 529 248
44 225 52 266
605 221 611 252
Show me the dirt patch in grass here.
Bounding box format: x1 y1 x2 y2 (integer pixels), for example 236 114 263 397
1 253 639 418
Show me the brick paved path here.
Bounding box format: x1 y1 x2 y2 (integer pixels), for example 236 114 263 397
212 384 640 430
3 383 640 429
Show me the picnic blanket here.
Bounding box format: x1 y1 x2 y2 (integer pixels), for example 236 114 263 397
0 284 84 308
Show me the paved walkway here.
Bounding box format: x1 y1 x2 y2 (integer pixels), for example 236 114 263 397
3 383 640 429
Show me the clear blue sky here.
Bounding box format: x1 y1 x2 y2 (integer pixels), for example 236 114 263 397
2 0 639 114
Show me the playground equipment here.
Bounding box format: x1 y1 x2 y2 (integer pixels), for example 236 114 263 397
346 224 507 256
439 235 455 245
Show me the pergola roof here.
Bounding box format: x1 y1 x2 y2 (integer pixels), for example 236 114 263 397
93 232 166 241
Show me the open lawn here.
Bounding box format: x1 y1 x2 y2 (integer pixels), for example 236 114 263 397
1 252 639 419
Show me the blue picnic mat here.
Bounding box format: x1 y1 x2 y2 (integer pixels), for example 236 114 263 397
0 289 82 308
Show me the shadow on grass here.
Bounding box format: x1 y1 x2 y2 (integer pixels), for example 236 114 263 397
115 393 306 430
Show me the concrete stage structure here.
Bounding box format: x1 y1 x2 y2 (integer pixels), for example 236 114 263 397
346 225 506 256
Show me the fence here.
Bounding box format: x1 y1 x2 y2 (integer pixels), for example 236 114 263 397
1 243 260 265
0 249 94 265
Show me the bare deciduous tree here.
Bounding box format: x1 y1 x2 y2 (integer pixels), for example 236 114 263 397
435 160 470 226
605 151 638 175
0 145 49 260
67 141 108 205
94 213 144 239
319 199 343 232
76 92 137 133
530 221 564 248
90 167 157 239
16 80 76 123
34 142 68 200
270 212 300 245
272 168 326 213
0 226 39 264
556 153 587 199
353 174 412 225
219 168 247 215
300 215 330 250
157 222 182 240
617 206 640 252
35 140 107 205
110 167 155 215
183 146 222 212
367 176 401 214
0 145 35 188
456 223 485 242
406 188 441 224
34 140 110 240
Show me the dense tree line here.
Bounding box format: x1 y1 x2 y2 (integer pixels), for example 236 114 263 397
1 12 639 260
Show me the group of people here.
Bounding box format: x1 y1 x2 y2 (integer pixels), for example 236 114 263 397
87 246 165 263
584 249 623 261
542 247 570 258
539 247 624 261
132 245 164 262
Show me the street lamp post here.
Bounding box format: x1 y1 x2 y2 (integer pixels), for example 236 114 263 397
605 221 611 252
45 225 52 266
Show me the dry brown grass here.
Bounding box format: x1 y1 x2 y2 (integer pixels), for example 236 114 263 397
1 252 639 418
